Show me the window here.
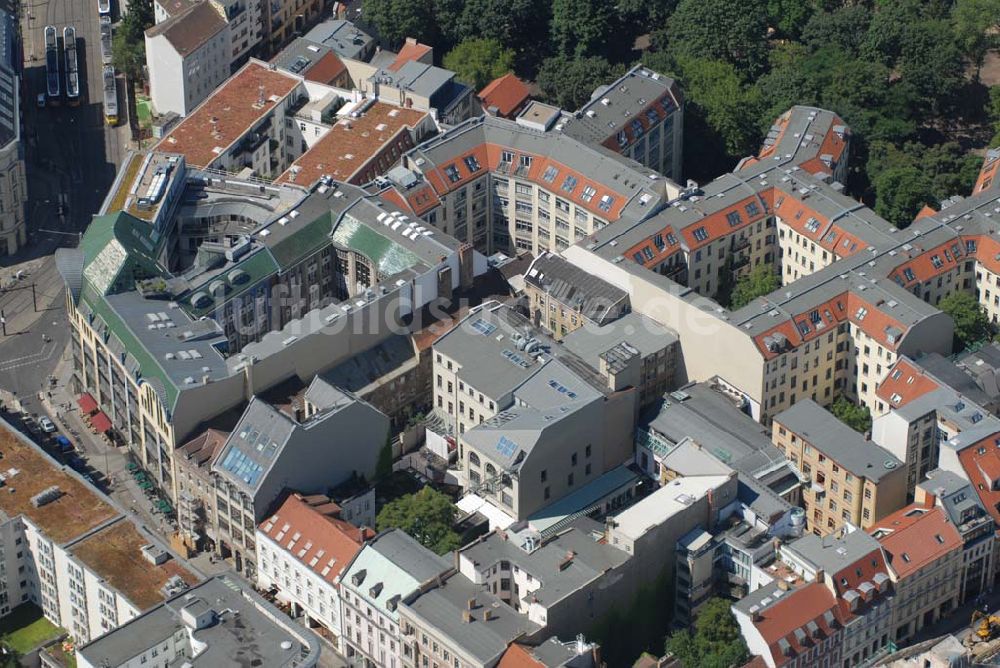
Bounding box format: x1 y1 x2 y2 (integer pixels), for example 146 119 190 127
745 201 760 217
726 211 742 227
561 175 578 193
692 227 708 242
598 194 615 212
463 155 481 172
520 154 533 168
444 164 461 183
581 185 597 202
542 166 558 183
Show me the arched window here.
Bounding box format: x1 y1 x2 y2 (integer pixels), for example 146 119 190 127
469 452 480 467
485 463 496 477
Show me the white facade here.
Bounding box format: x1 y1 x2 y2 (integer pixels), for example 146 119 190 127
146 14 231 117
255 531 346 649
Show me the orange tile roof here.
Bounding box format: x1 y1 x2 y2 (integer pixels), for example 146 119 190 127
959 432 1000 527
276 102 428 187
304 52 347 85
679 193 768 252
497 644 544 668
258 492 373 586
872 505 962 580
478 73 531 118
389 40 432 72
975 152 999 194
914 204 938 220
598 90 680 152
875 358 941 409
797 121 849 177
423 142 631 220
753 582 843 666
156 61 301 168
888 237 970 288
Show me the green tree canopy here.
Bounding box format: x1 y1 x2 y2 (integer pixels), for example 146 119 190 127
376 487 461 554
550 0 617 59
112 30 146 80
659 0 769 78
939 291 993 351
952 0 1000 72
361 0 438 48
830 396 872 434
443 38 515 90
674 57 763 158
872 166 934 229
729 264 780 310
537 55 625 111
665 598 749 668
438 0 552 73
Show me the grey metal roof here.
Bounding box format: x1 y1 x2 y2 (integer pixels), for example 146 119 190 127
561 312 677 373
917 469 989 531
77 575 320 668
316 334 417 396
460 528 629 608
525 252 629 325
785 530 883 574
774 399 902 481
955 343 1000 403
302 19 373 60
213 398 294 493
914 352 995 408
401 573 539 665
340 529 450 622
272 37 335 77
643 383 791 483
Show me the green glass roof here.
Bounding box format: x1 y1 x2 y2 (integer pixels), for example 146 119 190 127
268 211 335 269
332 214 422 277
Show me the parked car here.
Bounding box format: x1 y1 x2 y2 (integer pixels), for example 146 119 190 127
39 416 56 433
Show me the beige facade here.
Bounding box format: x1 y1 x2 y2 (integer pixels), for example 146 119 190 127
772 419 907 536
0 139 25 256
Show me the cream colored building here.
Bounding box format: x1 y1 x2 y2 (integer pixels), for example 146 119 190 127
0 19 26 257
773 400 907 536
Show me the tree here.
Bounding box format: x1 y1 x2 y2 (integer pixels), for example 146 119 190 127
443 0 553 73
872 165 934 229
800 5 872 56
673 56 763 159
361 0 438 48
376 487 462 554
537 55 625 110
830 396 872 434
729 264 779 310
939 291 993 351
661 0 769 78
443 39 515 90
767 0 815 40
665 598 749 668
952 0 1000 73
112 30 146 80
990 86 1000 145
550 0 617 60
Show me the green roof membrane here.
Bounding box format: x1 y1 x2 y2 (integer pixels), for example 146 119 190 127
267 210 335 269
333 213 422 277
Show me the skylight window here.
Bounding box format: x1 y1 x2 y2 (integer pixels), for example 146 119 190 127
726 211 742 227
542 165 558 183
444 164 461 183
581 185 597 202
930 255 943 269
598 194 615 212
463 155 481 172
745 201 760 218
561 174 578 193
692 227 709 242
902 268 915 282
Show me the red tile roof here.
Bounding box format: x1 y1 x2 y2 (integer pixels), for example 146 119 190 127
497 644 545 668
276 102 428 187
871 505 962 580
753 582 844 667
875 358 941 409
389 40 433 72
975 152 1000 194
156 61 301 168
478 73 531 118
258 492 373 586
303 52 347 85
959 432 1000 527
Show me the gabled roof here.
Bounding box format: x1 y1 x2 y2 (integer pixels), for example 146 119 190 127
145 1 226 57
478 73 531 118
870 505 961 580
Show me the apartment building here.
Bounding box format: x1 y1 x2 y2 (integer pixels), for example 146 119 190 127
256 492 374 650
174 428 228 553
636 382 803 503
265 0 327 53
76 575 320 668
145 2 231 117
870 504 962 644
478 73 531 120
457 526 634 642
561 312 678 409
339 529 451 668
0 421 198 646
152 0 261 76
735 530 896 668
399 572 540 668
0 7 25 257
211 389 389 576
559 65 684 181
523 251 629 340
59 145 484 501
915 470 996 604
401 68 682 257
773 400 907 535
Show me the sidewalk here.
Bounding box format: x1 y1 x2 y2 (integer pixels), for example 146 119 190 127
40 351 179 541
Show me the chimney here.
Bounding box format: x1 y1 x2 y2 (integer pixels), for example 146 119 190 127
814 568 824 584
481 609 492 622
257 85 265 106
462 610 473 623
466 597 476 610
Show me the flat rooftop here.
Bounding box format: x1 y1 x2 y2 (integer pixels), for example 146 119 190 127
276 102 428 187
70 518 198 610
157 60 300 168
610 475 731 542
0 422 117 544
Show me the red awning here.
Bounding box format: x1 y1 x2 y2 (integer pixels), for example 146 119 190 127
91 411 112 434
77 393 98 415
